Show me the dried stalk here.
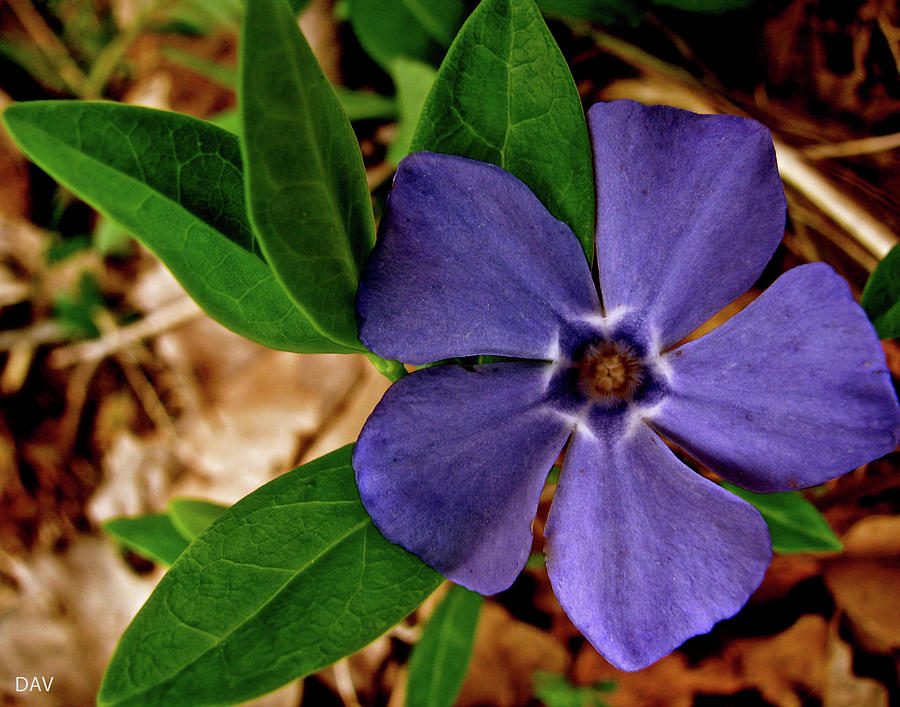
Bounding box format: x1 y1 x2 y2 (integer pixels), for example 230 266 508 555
802 132 900 159
49 296 201 368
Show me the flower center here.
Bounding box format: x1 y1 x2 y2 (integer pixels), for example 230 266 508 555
577 340 644 403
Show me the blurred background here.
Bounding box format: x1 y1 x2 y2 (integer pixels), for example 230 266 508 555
0 0 899 704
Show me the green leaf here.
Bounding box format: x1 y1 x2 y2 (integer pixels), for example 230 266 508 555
538 0 646 26
103 513 189 567
411 0 595 261
532 672 615 707
98 445 442 707
206 108 241 134
387 57 438 166
651 0 754 12
160 0 243 32
334 86 398 122
240 0 374 352
862 241 900 338
53 271 104 339
2 101 352 353
347 0 472 70
160 46 238 88
406 585 482 707
93 216 133 256
168 498 228 540
722 483 843 554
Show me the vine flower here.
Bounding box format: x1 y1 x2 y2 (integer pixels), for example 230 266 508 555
352 100 900 671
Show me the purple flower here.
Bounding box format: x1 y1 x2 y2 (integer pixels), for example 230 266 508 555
352 100 900 671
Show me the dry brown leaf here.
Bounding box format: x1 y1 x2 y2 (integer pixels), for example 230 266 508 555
882 340 900 381
0 538 158 706
824 559 900 654
457 602 569 707
573 615 830 707
824 626 888 707
840 514 900 557
0 539 302 705
751 554 823 604
573 648 741 707
724 614 828 707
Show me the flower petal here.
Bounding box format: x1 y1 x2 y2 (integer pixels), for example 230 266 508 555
545 423 771 672
353 362 573 594
653 263 900 492
356 152 600 365
589 100 787 348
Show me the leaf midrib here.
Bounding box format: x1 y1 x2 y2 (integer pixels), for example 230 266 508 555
276 4 363 281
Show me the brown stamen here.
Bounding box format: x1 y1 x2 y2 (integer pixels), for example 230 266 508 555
577 340 644 403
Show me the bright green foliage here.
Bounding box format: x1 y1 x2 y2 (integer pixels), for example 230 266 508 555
538 0 646 26
406 585 482 707
347 0 472 70
101 499 227 568
103 514 190 567
411 0 595 261
160 46 239 88
862 241 900 338
387 57 438 166
240 0 373 352
334 87 398 121
97 445 442 707
533 672 614 707
651 0 754 12
92 216 132 256
722 483 843 554
2 101 349 353
168 499 228 540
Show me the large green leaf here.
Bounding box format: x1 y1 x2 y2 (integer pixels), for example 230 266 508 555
240 0 373 352
406 584 482 707
538 0 646 26
97 445 442 706
103 513 189 567
411 0 595 261
723 483 842 554
2 101 353 353
347 0 472 70
862 241 900 338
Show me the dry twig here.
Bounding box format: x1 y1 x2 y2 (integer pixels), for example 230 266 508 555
49 296 201 368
